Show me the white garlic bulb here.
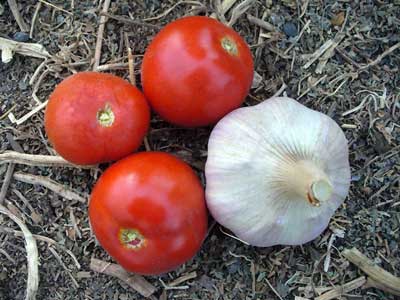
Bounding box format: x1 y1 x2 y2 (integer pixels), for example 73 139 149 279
205 97 350 247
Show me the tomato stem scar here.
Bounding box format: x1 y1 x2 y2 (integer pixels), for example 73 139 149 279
97 103 115 127
221 37 238 56
119 228 146 250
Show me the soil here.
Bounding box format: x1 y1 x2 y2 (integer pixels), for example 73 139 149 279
0 1 399 300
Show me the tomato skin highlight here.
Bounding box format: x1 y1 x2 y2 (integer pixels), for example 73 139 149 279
44 72 150 165
88 152 208 275
142 16 254 127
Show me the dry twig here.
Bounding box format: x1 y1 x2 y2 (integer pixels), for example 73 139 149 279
29 2 42 39
284 20 311 55
359 42 400 70
0 37 50 63
168 272 197 287
0 163 15 205
315 277 366 300
100 12 161 29
229 251 255 295
265 277 284 300
95 62 130 71
299 0 310 18
219 226 249 245
90 258 156 298
0 205 39 300
0 226 81 269
228 0 256 27
297 75 327 99
303 33 345 69
7 100 48 125
0 151 95 169
13 172 86 203
211 0 239 19
273 82 287 97
124 33 135 86
143 1 204 21
143 136 152 151
38 0 72 15
49 247 79 288
342 247 400 296
315 35 345 74
247 14 276 32
93 0 111 70
7 0 29 32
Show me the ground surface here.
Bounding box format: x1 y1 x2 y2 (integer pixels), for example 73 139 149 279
0 1 399 299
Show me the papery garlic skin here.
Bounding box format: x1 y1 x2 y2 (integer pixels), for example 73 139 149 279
205 97 350 247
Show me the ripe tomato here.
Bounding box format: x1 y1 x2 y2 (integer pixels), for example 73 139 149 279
44 72 150 165
141 16 254 127
88 152 208 275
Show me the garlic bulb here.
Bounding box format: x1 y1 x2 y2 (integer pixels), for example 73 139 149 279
205 97 350 247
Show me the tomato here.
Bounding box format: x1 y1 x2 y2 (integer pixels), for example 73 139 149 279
44 72 150 165
88 152 208 275
141 16 254 127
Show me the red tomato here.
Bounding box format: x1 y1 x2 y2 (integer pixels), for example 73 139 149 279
44 72 150 165
141 16 254 127
88 152 208 275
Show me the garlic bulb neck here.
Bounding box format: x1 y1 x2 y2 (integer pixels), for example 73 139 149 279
280 160 333 207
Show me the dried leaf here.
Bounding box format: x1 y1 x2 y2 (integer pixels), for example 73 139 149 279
331 12 345 26
30 211 43 225
66 227 76 241
281 0 296 9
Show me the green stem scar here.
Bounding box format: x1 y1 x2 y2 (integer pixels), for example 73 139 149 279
97 103 115 127
118 228 146 250
221 37 238 56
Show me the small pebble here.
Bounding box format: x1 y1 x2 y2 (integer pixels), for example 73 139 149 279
106 23 115 31
13 32 30 42
18 81 28 91
56 15 65 24
283 22 298 37
121 4 130 15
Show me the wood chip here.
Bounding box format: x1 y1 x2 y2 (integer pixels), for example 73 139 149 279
342 247 400 296
90 258 156 298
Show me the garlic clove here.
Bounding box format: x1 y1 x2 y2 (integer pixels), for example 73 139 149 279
205 96 351 247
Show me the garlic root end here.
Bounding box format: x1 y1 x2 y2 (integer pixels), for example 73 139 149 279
308 179 333 206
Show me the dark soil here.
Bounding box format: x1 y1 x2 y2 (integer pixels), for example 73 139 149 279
0 1 399 300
